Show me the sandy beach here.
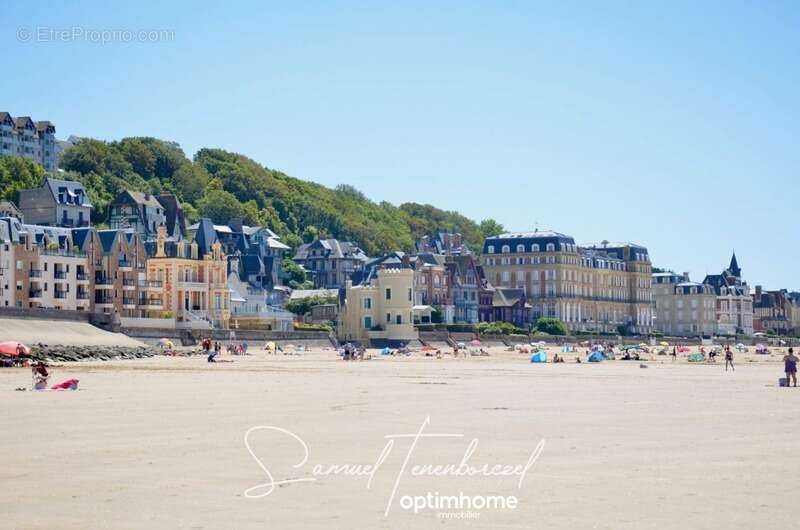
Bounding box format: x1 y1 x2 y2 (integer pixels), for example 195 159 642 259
1 345 798 530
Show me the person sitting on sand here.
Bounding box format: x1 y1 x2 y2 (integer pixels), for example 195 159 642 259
784 348 798 387
32 361 49 389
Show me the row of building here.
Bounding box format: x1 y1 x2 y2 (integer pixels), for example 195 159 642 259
1 158 796 340
0 177 297 332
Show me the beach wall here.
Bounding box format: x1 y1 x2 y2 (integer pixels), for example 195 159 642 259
122 326 336 348
0 316 146 348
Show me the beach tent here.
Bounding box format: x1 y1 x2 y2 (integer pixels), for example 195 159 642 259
530 351 547 363
755 344 768 354
659 341 669 347
0 341 30 356
688 352 705 362
381 347 392 355
587 351 604 362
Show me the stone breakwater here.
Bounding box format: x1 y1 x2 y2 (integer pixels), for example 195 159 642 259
30 345 160 362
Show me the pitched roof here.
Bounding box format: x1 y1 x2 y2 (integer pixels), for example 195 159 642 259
121 190 163 208
492 288 529 308
194 218 218 255
97 230 121 252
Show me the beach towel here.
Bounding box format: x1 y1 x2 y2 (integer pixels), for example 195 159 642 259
687 352 705 362
50 379 79 391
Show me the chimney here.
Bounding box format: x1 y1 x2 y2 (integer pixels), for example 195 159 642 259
682 272 690 282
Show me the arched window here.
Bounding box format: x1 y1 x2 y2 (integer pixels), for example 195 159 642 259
501 245 510 253
516 244 525 253
546 243 555 252
532 244 540 252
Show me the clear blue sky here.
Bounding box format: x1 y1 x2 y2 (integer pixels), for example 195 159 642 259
3 1 798 290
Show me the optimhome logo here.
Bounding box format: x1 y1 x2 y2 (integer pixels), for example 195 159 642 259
400 491 519 520
243 416 545 518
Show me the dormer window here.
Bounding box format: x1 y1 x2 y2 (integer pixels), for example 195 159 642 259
546 243 555 252
501 245 510 254
487 245 495 254
516 244 525 253
532 244 540 252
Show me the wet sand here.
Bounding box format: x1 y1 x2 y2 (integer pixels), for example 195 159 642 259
1 346 797 529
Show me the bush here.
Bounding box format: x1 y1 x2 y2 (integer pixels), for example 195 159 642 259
294 322 331 332
477 321 524 335
535 317 567 336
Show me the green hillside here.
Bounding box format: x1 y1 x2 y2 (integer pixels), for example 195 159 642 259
1 137 502 255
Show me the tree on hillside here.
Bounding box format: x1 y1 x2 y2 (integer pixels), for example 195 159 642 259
479 218 505 239
0 156 47 202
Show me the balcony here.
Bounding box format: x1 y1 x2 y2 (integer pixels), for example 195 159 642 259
139 280 163 290
95 277 113 287
29 289 43 299
178 280 206 289
54 271 67 280
76 292 89 300
95 296 114 306
139 299 163 309
122 278 136 290
76 272 89 282
29 269 42 278
123 297 137 307
55 291 67 299
118 260 132 270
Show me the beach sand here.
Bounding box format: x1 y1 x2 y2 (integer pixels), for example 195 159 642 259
1 345 797 529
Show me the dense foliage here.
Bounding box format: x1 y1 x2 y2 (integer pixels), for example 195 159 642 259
534 317 567 336
0 156 47 203
6 137 507 254
285 295 338 316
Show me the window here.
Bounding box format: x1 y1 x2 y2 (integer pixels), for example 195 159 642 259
487 245 495 254
516 244 525 253
386 313 391 323
546 243 555 252
364 297 372 309
408 288 412 301
385 288 391 300
532 244 539 252
364 316 372 329
501 245 510 253
396 314 402 324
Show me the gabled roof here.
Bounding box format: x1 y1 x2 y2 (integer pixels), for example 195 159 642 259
43 178 92 208
117 190 163 208
97 230 121 253
14 116 34 129
293 239 368 261
492 288 529 308
194 218 218 256
71 227 96 251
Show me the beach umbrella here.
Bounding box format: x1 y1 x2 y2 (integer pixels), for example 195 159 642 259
659 341 669 346
158 337 170 345
457 342 466 348
0 341 30 356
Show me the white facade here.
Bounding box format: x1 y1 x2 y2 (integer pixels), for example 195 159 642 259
0 113 57 172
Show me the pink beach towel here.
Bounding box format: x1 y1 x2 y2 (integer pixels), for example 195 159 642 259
50 379 79 391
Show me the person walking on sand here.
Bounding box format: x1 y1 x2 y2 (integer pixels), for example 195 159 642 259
725 346 734 371
671 346 677 362
784 348 798 387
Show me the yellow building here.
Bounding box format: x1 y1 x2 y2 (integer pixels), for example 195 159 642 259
481 231 653 334
338 267 418 344
143 221 230 329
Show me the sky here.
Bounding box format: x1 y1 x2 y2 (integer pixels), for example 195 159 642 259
2 0 798 290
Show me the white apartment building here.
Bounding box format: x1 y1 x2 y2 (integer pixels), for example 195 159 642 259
652 272 718 336
0 113 57 172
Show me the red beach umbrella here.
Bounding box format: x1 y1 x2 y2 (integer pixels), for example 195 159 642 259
0 341 30 356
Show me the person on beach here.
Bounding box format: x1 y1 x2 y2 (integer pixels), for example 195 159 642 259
784 348 798 387
671 346 677 361
725 346 734 371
